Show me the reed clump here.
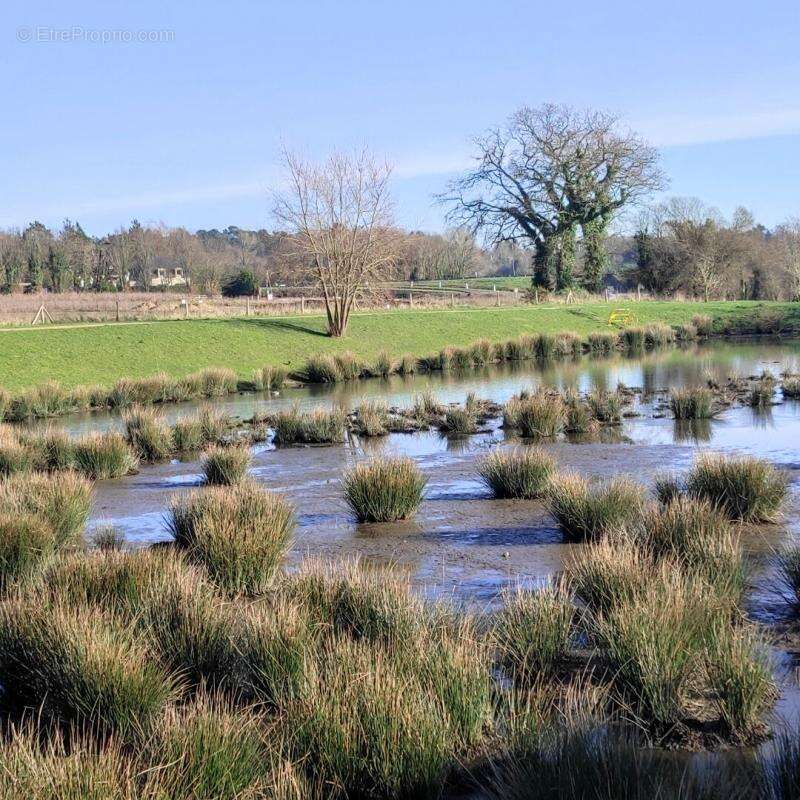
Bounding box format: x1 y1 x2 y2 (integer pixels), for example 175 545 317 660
201 444 251 485
73 432 138 479
546 473 646 541
668 387 717 419
167 482 295 596
685 453 787 522
505 391 566 438
343 457 427 522
123 406 173 461
478 447 555 499
272 407 347 445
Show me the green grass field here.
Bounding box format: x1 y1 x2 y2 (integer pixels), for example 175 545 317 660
0 301 796 391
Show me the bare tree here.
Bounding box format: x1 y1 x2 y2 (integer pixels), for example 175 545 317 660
274 148 398 337
443 104 665 291
774 219 800 302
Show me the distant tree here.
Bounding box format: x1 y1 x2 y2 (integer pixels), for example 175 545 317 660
222 269 259 297
48 246 73 292
274 148 398 337
776 219 800 301
443 104 665 292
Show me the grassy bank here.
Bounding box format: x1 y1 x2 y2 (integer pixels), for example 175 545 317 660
0 300 797 391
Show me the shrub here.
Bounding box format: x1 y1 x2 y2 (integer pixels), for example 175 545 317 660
334 352 364 381
478 447 555 499
353 401 389 437
0 513 57 591
0 599 177 737
343 457 427 522
508 392 566 438
0 471 92 547
201 444 251 485
587 331 619 354
494 581 573 683
222 268 258 297
546 473 645 541
73 432 138 479
692 313 714 336
305 354 342 383
272 407 346 445
704 623 775 743
686 453 787 522
586 389 622 423
669 387 717 419
123 406 173 461
167 482 295 595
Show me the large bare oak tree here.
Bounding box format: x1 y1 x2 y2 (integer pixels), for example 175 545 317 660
274 148 398 337
443 104 665 291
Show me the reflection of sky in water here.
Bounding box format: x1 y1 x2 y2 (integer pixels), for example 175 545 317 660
22 338 800 438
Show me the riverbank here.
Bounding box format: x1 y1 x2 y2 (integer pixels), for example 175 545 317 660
0 300 797 391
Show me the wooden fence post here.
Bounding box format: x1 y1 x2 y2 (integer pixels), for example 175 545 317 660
409 290 414 308
300 296 305 313
450 292 455 308
115 299 120 322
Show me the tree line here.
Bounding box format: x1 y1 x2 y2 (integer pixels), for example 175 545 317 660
2 103 799 338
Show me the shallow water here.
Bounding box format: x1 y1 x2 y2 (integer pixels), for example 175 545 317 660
26 338 800 736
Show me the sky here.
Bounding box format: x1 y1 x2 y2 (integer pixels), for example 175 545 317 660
1 0 799 235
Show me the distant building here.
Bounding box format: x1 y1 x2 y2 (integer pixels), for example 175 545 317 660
149 266 187 288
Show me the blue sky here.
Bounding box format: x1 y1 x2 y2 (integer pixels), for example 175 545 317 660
1 0 799 234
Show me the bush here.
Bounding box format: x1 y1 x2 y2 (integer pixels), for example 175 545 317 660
272 407 346 445
686 453 787 522
123 406 173 461
343 457 426 522
73 432 138 479
167 482 295 595
202 444 251 485
0 599 177 737
222 268 259 297
0 471 92 547
546 473 645 541
494 581 573 683
478 447 555 499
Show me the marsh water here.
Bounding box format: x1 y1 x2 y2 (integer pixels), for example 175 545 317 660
24 338 800 739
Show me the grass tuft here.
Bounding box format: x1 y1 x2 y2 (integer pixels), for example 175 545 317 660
201 444 251 485
343 457 427 522
478 447 555 499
